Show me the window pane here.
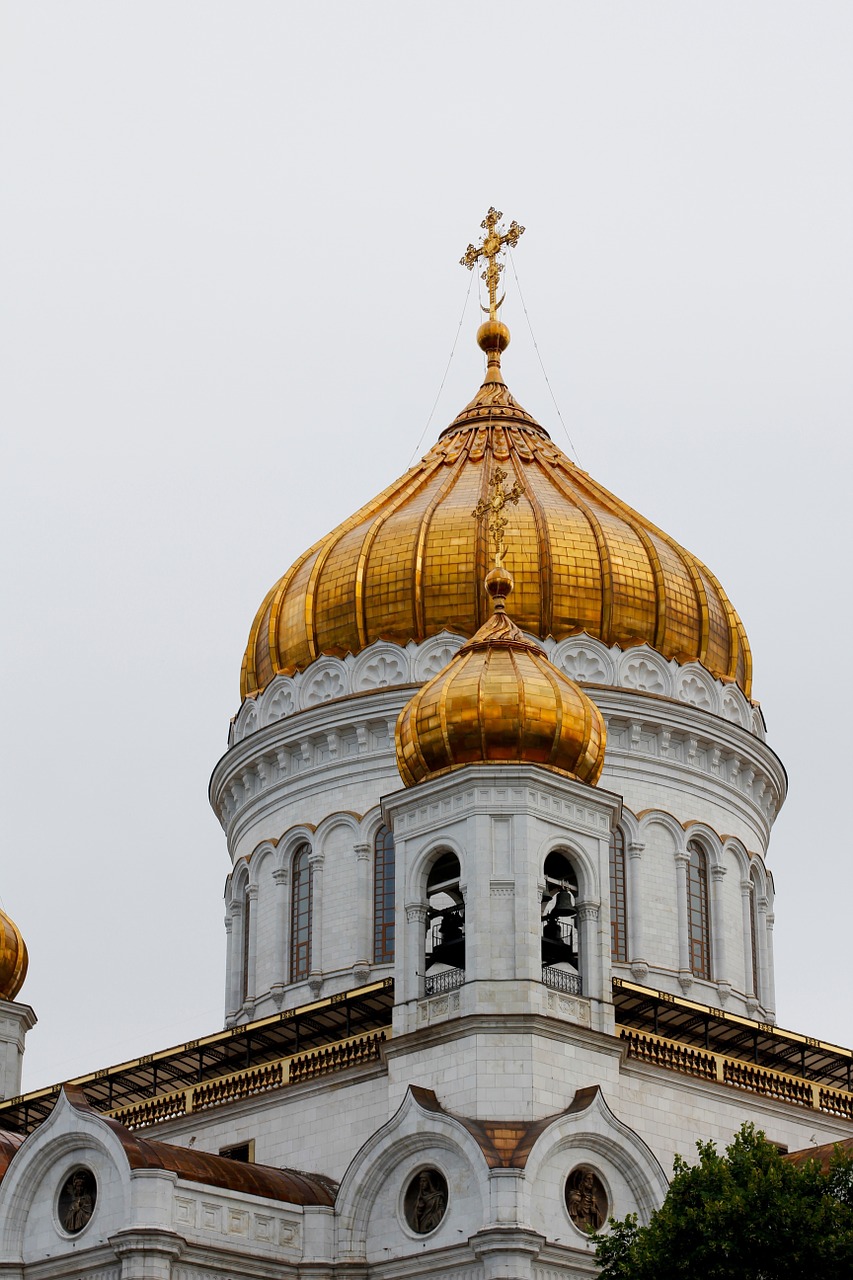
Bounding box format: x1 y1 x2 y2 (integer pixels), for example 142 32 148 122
373 826 395 963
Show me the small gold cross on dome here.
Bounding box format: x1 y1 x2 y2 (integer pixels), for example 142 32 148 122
472 466 524 567
460 207 525 321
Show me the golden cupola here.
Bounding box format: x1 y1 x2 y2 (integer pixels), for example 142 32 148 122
0 905 28 1003
395 548 606 788
241 210 751 702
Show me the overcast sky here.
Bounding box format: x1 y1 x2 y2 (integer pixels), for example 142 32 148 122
2 3 851 1093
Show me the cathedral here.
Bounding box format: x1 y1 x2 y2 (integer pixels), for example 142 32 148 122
1 210 851 1278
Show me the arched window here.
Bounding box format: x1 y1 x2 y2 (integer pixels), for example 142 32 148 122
687 840 712 979
290 843 312 982
609 827 627 962
749 868 760 999
541 851 580 987
425 851 464 991
373 825 395 964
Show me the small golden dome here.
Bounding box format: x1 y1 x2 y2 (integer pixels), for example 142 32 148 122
0 906 28 1002
395 570 606 788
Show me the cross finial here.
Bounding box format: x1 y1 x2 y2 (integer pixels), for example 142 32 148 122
460 207 525 321
472 467 524 570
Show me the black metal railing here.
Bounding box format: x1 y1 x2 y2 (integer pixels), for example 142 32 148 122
542 966 582 995
425 967 465 997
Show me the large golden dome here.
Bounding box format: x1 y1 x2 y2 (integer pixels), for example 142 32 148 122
242 312 751 701
0 905 28 1003
396 568 606 788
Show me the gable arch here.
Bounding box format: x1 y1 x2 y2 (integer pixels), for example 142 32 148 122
335 1088 489 1263
521 1089 668 1230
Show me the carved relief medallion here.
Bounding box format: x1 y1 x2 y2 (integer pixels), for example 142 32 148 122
403 1167 448 1234
58 1167 97 1234
565 1165 607 1233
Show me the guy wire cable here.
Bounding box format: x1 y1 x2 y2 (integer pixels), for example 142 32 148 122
407 270 475 468
508 248 582 466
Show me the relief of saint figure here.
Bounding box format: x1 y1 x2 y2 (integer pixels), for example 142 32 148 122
566 1165 606 1233
59 1169 96 1234
405 1168 448 1234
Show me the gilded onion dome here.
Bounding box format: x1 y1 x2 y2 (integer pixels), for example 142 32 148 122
241 221 751 702
0 905 28 1002
395 563 606 788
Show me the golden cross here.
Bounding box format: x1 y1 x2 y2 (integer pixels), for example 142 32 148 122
472 467 524 568
460 207 525 321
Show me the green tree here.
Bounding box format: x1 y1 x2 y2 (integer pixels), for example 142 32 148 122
595 1123 853 1280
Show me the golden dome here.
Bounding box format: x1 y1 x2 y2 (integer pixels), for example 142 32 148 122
241 333 751 702
395 569 606 788
0 906 28 1002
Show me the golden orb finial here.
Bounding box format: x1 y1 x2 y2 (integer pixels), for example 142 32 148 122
0 904 28 1003
460 207 524 381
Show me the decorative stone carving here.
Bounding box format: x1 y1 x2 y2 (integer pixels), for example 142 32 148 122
553 638 614 685
300 660 348 709
353 646 409 690
565 1166 607 1233
404 1168 448 1234
620 653 669 695
678 672 713 711
58 1167 97 1234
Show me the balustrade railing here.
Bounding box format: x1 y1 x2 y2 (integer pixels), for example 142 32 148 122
424 967 465 996
619 1025 853 1118
111 1030 386 1131
542 966 582 995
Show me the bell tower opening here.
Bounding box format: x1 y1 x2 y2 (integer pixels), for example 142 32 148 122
541 851 581 992
424 851 465 994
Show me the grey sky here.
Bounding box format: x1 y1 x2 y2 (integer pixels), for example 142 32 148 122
1 2 851 1092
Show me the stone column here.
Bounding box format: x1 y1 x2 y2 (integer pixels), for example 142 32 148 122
0 999 37 1099
271 867 289 1004
764 904 777 1021
710 864 730 1001
576 901 602 1002
675 850 692 991
244 884 259 1010
404 904 429 1002
228 901 244 1017
627 840 648 982
740 878 758 1006
223 911 235 1023
353 840 372 981
308 851 325 998
756 894 771 1015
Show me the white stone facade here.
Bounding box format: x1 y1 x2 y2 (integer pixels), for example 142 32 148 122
3 592 850 1280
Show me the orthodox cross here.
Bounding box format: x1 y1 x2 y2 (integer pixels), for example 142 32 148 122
472 467 524 567
460 207 525 321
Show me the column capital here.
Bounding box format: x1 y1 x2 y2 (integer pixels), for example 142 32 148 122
405 904 429 924
354 842 371 861
245 883 259 902
272 867 289 886
627 841 645 858
711 864 727 882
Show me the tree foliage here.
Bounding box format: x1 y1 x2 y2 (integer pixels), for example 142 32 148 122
595 1123 853 1280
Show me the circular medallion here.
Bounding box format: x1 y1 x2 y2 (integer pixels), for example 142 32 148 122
58 1167 97 1235
403 1167 448 1234
565 1165 607 1234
